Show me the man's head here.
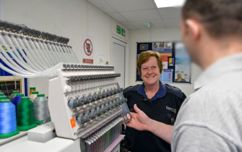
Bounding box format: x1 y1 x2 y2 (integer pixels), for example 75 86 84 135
181 0 242 68
137 51 162 86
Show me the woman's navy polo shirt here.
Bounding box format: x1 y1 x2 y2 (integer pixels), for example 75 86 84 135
123 82 186 152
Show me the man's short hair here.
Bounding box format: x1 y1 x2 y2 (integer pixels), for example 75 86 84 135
182 0 242 38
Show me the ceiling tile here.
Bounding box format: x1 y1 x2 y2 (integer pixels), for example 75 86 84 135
88 0 182 30
109 12 128 22
122 23 139 30
127 20 166 29
163 18 181 28
127 21 149 29
105 0 156 12
120 9 161 22
158 7 181 19
88 0 116 13
151 21 167 28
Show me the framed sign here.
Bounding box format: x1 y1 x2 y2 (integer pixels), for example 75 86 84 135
174 42 191 83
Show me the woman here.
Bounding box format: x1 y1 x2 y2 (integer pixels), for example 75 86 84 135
122 51 186 152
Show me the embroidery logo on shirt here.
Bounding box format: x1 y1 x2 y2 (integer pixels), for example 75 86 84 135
165 106 177 114
166 106 177 124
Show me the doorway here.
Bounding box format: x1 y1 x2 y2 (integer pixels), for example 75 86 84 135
110 38 126 89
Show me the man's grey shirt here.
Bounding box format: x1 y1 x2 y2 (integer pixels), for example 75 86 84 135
172 53 242 152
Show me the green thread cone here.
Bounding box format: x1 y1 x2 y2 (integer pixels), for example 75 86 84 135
17 97 36 131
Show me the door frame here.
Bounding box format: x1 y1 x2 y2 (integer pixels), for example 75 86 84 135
111 37 127 88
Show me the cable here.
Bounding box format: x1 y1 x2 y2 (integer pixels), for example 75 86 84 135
33 38 54 67
9 34 41 71
31 38 53 67
1 32 40 73
42 40 60 65
0 20 79 78
22 37 47 69
0 51 33 75
16 34 47 70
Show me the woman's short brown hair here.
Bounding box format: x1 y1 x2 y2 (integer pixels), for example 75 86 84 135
137 51 163 75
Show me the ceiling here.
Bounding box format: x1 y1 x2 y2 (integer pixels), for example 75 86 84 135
88 0 182 30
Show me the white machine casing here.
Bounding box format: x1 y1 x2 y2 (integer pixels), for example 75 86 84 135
48 63 125 140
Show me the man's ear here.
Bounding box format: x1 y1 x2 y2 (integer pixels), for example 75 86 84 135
185 19 201 40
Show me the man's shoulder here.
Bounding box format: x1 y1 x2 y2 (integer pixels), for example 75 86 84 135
176 86 242 126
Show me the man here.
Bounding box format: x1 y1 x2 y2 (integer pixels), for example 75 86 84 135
127 0 242 151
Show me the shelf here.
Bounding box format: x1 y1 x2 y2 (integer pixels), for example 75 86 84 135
0 131 27 146
0 76 23 82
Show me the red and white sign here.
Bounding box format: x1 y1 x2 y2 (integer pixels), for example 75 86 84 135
83 38 93 56
82 58 93 64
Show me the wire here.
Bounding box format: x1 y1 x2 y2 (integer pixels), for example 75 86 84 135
14 35 46 70
0 23 79 78
8 33 41 71
1 33 39 73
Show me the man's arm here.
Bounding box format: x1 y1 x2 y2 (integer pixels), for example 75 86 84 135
127 104 173 144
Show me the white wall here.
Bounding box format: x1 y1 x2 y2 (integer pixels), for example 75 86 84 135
0 0 129 95
1 0 200 96
0 0 2 18
129 28 201 96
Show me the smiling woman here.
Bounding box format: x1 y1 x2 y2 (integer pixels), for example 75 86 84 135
121 50 186 152
138 51 162 98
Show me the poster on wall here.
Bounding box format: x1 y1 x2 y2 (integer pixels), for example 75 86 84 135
160 69 173 83
152 42 173 52
174 42 191 83
139 43 150 51
152 42 173 70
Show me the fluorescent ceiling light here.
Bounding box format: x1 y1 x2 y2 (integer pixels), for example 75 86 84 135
154 0 185 8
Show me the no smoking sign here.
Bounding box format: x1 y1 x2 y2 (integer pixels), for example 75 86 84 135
83 38 93 56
